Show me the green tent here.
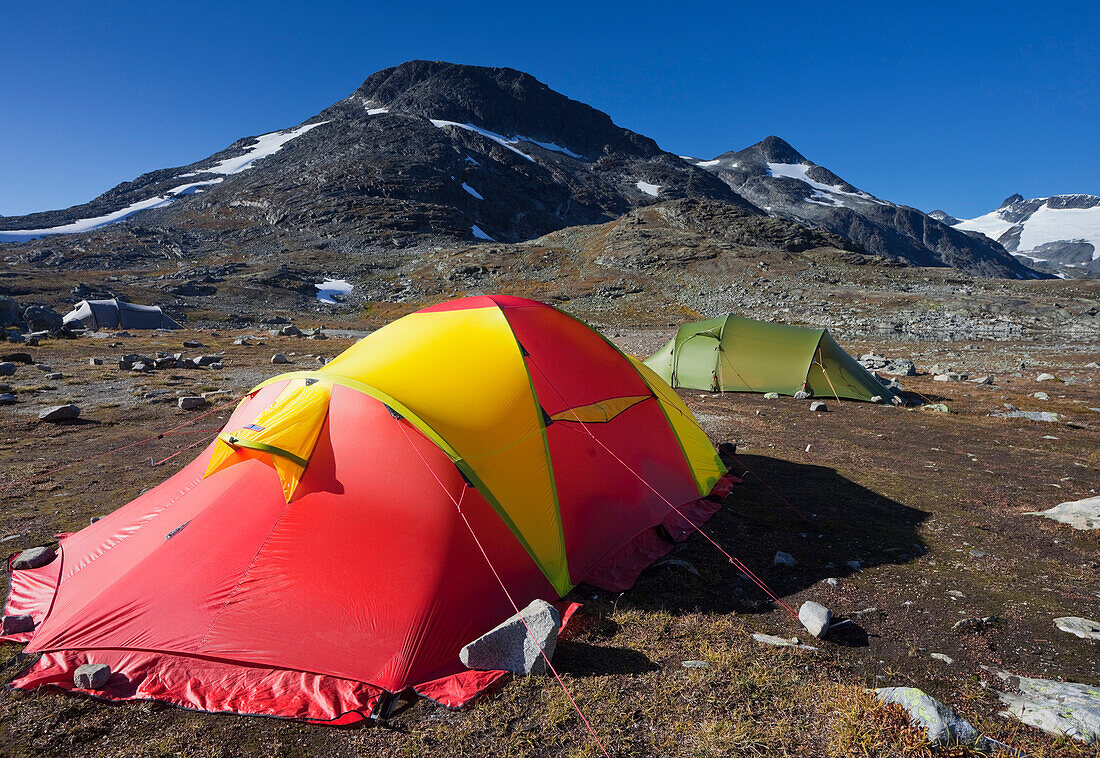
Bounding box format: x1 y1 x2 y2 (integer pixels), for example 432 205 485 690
644 314 894 403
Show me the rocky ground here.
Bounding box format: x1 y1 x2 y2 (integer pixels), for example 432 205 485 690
0 310 1097 756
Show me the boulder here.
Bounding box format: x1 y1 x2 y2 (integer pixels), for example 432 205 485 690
1036 373 1056 382
1025 496 1100 530
271 353 289 364
0 362 15 377
459 599 561 675
874 687 980 747
38 404 80 422
73 663 112 690
971 375 993 385
1053 617 1100 642
881 359 916 376
0 297 24 329
985 666 1100 744
798 601 832 638
280 325 303 337
1 352 33 364
1 614 35 635
12 546 55 569
809 401 828 412
773 551 796 567
178 396 208 411
0 393 15 405
22 305 64 334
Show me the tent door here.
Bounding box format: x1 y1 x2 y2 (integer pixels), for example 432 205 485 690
673 332 721 390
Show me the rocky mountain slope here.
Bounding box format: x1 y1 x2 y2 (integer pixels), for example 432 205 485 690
690 137 1038 279
950 193 1100 277
0 61 749 254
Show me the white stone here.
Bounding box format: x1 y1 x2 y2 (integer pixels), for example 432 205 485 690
1054 617 1100 641
1025 496 1100 530
798 601 832 638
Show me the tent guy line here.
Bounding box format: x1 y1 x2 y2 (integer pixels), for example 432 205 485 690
396 420 612 757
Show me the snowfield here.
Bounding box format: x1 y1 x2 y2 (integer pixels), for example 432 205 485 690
636 181 661 197
471 224 494 241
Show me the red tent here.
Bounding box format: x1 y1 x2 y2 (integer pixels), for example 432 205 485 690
4 296 735 723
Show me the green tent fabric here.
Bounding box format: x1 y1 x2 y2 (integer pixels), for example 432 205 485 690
644 315 895 402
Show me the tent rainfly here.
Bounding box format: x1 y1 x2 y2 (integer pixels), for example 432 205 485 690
3 295 736 724
63 299 181 330
644 314 895 402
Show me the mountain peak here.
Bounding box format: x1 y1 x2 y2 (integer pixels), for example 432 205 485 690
753 136 806 164
1000 193 1024 208
345 60 659 158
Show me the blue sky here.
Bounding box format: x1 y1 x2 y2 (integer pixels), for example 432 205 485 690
1 1 1097 218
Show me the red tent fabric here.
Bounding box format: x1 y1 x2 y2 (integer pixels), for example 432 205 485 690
3 296 736 723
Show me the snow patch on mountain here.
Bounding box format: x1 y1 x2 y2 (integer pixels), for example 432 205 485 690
0 178 223 242
429 120 582 162
180 122 326 177
766 162 881 204
462 182 484 200
636 181 661 197
315 278 353 304
471 224 494 241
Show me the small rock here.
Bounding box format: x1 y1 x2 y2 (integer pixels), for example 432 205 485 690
763 392 779 400
1032 392 1049 400
953 616 999 633
846 560 862 571
280 325 303 337
194 354 222 366
930 653 955 665
751 633 817 652
822 577 840 587
177 396 207 411
809 401 828 412
34 364 54 372
182 340 205 348
44 372 62 380
73 663 112 690
798 601 832 638
459 599 561 675
0 393 15 405
271 353 289 364
88 357 103 365
874 687 979 747
12 546 55 569
870 395 883 403
38 404 80 422
681 660 709 668
970 375 993 385
1 614 35 635
1036 373 1056 382
0 362 15 377
1053 617 1100 641
997 410 1061 422
921 403 950 413
773 551 796 567
794 390 812 400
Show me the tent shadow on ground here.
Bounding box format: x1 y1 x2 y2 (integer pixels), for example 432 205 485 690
605 453 930 618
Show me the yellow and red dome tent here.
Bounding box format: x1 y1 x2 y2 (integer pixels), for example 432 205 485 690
4 296 734 723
